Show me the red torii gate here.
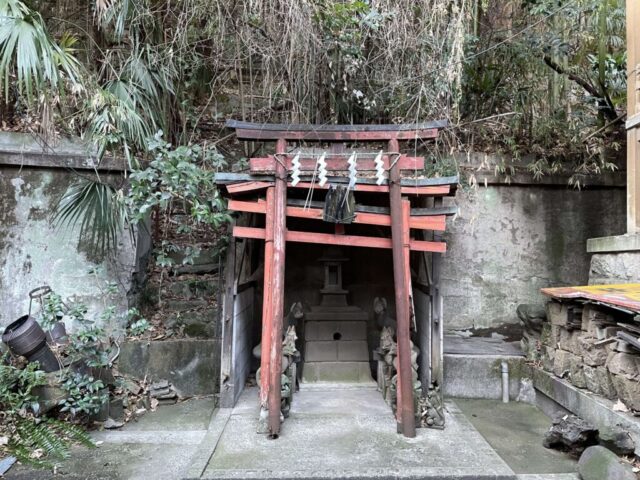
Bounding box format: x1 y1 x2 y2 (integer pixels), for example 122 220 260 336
221 120 452 438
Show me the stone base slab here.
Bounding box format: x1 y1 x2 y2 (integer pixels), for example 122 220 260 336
305 340 369 362
302 361 373 383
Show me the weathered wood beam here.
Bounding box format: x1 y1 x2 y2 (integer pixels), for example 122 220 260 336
235 128 438 141
228 198 267 214
410 206 458 217
249 155 424 173
296 175 458 187
284 200 457 217
226 119 448 132
228 199 447 231
401 185 450 196
216 172 458 188
232 226 446 253
288 182 450 196
215 172 274 184
226 181 273 194
389 138 416 438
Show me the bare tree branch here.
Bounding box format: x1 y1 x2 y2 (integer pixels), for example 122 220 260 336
542 54 618 122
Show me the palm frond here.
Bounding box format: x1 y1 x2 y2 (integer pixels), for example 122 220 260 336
0 0 80 103
53 179 130 258
85 85 152 167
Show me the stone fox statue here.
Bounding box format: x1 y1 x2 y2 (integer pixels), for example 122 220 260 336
252 302 304 361
254 302 303 398
374 297 396 330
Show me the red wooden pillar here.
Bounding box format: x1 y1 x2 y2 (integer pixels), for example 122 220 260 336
267 138 287 436
259 187 275 418
388 139 416 438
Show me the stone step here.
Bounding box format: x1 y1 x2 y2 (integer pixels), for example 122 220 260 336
305 340 369 362
302 361 373 383
167 246 222 275
305 320 367 341
164 308 220 338
162 278 218 300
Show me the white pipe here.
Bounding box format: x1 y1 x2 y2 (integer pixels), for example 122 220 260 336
501 361 509 403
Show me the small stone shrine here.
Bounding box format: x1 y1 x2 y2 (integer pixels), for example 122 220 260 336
302 248 372 383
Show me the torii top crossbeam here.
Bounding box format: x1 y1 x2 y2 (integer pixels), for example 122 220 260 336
226 119 448 141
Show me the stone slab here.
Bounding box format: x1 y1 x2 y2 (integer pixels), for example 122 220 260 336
444 336 524 356
186 408 232 479
118 339 221 396
305 341 338 362
515 475 580 480
292 386 390 416
4 398 218 480
455 399 577 475
305 340 369 362
164 278 218 300
338 340 369 361
305 321 367 341
119 397 216 432
200 388 515 480
443 354 525 400
302 361 373 383
305 311 369 321
6 442 197 480
586 233 640 253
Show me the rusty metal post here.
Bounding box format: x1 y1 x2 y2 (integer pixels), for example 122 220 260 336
267 137 288 436
258 187 275 429
388 138 416 438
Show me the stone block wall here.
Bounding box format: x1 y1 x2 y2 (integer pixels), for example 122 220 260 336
589 252 640 285
540 302 640 412
155 276 220 337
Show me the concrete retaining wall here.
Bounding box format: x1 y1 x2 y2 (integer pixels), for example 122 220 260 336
118 339 221 396
0 132 143 334
442 184 626 330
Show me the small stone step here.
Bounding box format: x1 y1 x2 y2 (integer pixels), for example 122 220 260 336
303 361 373 383
163 279 218 300
305 340 369 362
168 247 221 275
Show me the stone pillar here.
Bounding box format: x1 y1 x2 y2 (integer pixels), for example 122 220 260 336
585 2 640 280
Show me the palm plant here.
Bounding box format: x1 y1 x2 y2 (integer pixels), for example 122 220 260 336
0 0 80 103
53 179 130 258
84 84 152 168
